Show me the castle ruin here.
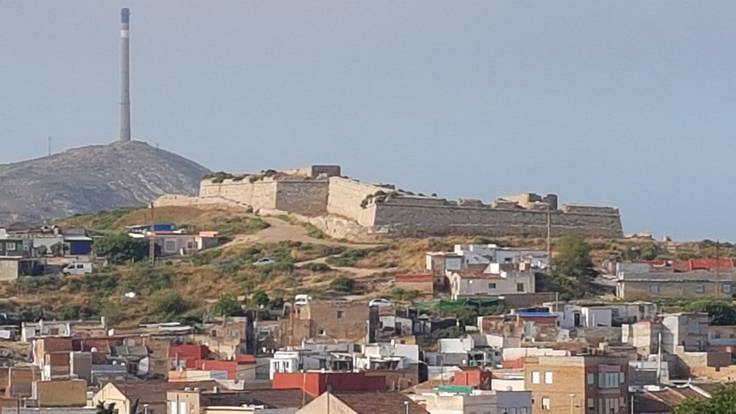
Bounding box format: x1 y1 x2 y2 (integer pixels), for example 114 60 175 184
157 165 623 240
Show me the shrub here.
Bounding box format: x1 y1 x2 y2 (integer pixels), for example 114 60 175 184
151 291 187 317
684 300 736 325
252 291 270 307
96 233 149 264
303 223 326 239
212 294 243 316
213 217 270 238
57 304 99 320
553 235 595 281
216 259 242 275
390 287 420 301
83 273 118 293
330 276 355 293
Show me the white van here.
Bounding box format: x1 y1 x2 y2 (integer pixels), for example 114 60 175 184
62 262 93 275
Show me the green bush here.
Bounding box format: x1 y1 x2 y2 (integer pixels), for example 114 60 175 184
212 294 243 316
96 233 149 264
326 247 387 267
330 276 355 293
303 223 326 239
151 291 187 317
390 287 420 301
83 273 118 293
684 300 736 325
57 304 99 320
213 217 269 238
252 291 270 307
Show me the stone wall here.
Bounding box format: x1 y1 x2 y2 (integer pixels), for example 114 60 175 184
326 177 384 225
199 178 277 210
177 167 624 240
275 180 330 216
369 199 623 238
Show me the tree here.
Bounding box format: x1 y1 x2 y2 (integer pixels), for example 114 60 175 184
553 235 595 281
252 290 270 307
212 294 243 316
684 300 736 325
96 233 149 264
50 242 67 257
330 276 355 293
675 383 736 414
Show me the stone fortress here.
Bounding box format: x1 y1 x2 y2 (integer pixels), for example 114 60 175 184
156 165 623 240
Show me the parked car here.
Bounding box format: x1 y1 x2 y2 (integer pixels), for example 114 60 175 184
253 258 276 266
62 261 93 275
369 298 393 308
294 294 312 305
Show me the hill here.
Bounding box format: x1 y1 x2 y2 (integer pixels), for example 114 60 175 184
0 141 210 225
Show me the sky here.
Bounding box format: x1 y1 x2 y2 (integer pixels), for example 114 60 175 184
1 1 735 241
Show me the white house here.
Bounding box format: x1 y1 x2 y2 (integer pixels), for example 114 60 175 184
448 266 535 300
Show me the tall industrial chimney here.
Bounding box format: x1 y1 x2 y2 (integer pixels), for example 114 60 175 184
119 8 131 142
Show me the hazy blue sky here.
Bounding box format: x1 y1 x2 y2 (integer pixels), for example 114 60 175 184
1 1 734 240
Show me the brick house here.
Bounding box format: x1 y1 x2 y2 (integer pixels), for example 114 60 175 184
280 301 378 347
523 355 629 414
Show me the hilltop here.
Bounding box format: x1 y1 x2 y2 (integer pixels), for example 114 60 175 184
0 141 210 226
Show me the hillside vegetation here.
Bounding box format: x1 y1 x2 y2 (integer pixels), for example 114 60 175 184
2 205 732 328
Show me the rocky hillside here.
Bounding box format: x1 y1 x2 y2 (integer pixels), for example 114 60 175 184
0 141 210 225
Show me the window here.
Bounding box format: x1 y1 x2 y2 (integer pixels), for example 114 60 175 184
532 371 541 384
619 372 625 384
696 284 705 294
648 284 659 294
587 398 595 409
587 373 595 385
598 372 621 389
6 243 16 252
541 397 550 410
488 283 496 289
337 310 344 319
723 283 732 294
164 239 177 252
318 329 326 336
544 371 553 384
517 283 525 292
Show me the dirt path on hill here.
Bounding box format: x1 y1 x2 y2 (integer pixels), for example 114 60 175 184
295 253 398 278
226 217 383 248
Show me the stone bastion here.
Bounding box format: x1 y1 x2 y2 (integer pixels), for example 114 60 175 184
155 165 624 240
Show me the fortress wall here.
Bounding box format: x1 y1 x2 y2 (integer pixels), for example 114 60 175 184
326 177 385 225
274 180 330 216
561 205 619 215
371 200 623 238
199 179 277 210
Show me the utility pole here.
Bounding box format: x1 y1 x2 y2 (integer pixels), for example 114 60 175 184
47 136 52 157
546 205 552 258
656 331 662 385
149 202 155 264
716 240 720 279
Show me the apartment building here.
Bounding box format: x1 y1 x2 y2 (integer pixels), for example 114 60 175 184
524 355 629 414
